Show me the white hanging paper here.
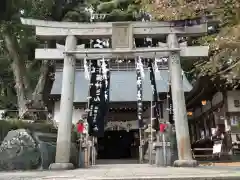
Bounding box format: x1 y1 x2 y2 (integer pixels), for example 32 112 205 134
154 58 161 80
137 56 145 79
101 57 108 80
213 142 222 154
84 58 90 80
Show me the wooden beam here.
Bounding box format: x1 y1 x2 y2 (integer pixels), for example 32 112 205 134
21 18 113 28
35 25 207 39
35 46 209 60
21 18 208 39
65 47 181 54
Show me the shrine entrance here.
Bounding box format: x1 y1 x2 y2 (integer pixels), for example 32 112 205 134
97 103 143 163
97 130 139 160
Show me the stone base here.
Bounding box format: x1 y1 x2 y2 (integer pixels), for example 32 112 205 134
173 160 198 167
49 163 74 170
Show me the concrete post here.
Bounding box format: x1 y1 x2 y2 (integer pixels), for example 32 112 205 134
49 35 77 170
167 34 198 167
155 134 161 166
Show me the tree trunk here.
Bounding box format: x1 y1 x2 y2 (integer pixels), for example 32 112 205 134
2 29 30 118
2 24 55 120
32 60 49 108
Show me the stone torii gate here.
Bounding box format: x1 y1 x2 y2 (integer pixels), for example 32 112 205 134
21 18 209 169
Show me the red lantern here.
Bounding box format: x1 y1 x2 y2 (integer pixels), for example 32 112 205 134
159 123 167 133
77 123 84 133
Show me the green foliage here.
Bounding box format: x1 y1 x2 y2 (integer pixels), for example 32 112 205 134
141 0 240 87
0 59 16 109
0 0 92 112
0 120 58 143
0 120 57 132
92 0 142 21
97 1 117 13
1 0 238 114
0 0 143 112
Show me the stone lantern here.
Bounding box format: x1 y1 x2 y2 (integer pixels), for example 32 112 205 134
143 124 157 163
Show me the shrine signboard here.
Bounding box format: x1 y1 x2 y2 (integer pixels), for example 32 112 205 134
112 22 133 50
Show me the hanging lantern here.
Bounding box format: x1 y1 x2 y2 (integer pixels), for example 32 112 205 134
201 100 207 106
187 111 193 116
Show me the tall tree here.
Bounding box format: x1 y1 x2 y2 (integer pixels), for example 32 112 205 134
0 0 52 118
140 0 240 86
85 0 142 22
0 0 93 118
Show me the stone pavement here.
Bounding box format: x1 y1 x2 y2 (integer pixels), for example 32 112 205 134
200 161 240 167
0 163 240 180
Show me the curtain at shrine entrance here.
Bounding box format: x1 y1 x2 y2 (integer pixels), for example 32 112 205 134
97 130 139 160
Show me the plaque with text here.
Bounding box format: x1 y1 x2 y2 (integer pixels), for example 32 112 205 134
112 22 133 50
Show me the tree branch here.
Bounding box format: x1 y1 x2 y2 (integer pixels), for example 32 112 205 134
217 61 240 75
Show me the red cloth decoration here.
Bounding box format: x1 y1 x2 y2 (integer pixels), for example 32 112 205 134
77 123 84 133
159 123 167 132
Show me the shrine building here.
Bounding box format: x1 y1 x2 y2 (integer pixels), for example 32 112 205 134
50 59 192 159
20 17 211 167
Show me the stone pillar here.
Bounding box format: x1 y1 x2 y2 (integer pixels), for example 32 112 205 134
167 34 197 167
49 35 77 170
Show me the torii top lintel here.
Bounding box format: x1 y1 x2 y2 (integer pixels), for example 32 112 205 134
20 18 208 40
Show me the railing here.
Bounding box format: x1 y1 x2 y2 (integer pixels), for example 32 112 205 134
55 59 168 71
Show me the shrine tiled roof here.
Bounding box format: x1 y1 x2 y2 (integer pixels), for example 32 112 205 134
51 70 192 102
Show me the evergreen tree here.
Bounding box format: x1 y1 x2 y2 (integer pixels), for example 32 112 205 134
0 0 93 118
141 0 240 86
90 0 142 22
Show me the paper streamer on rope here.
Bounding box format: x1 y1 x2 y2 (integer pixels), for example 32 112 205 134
182 70 184 81
101 58 108 81
137 56 145 79
154 58 161 80
100 58 109 101
84 58 90 80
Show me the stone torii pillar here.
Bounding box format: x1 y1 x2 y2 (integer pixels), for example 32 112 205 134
49 35 77 170
167 34 197 167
